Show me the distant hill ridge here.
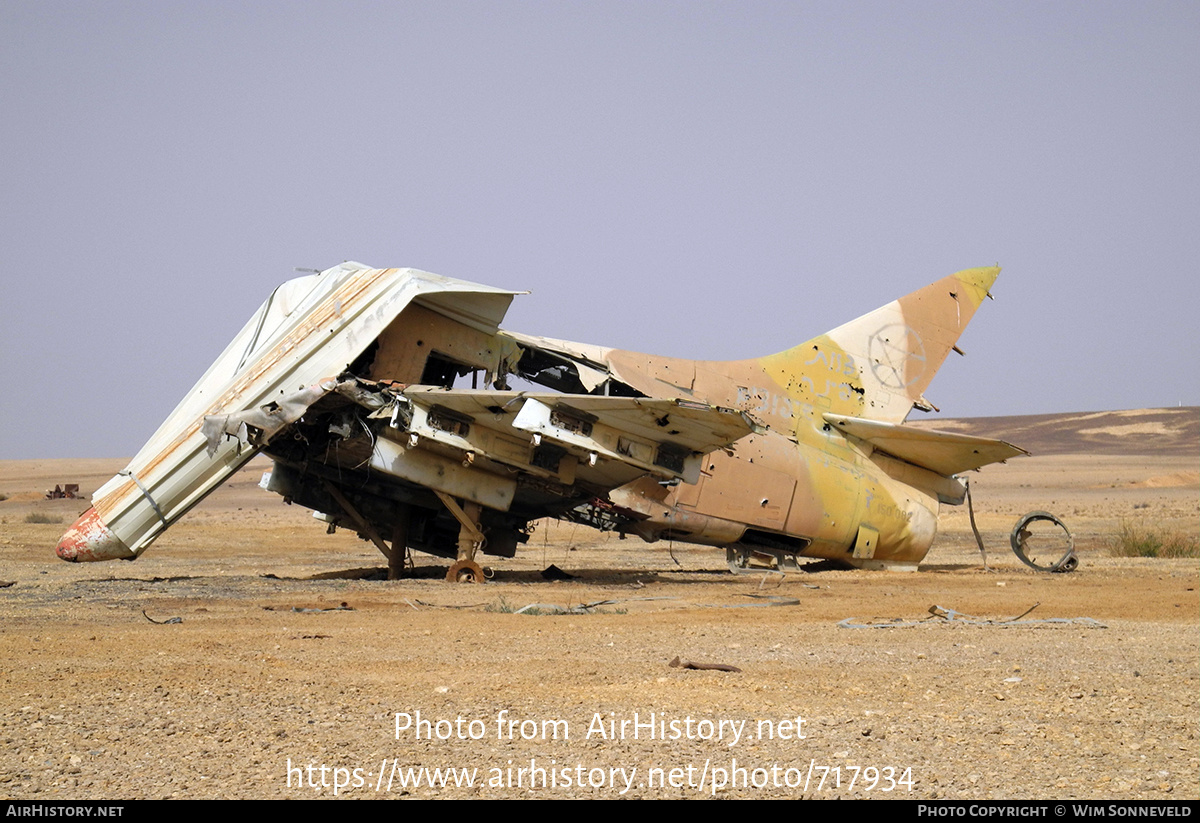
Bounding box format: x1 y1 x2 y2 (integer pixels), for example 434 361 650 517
909 407 1199 457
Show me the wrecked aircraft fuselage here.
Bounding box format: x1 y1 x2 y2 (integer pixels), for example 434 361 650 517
58 263 1025 577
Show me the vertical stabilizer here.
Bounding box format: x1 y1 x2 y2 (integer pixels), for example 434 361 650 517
760 267 999 423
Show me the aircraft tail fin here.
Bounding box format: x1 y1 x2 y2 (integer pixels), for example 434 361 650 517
760 267 999 423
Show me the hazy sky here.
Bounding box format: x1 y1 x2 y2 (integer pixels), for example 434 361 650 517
2 1 1197 460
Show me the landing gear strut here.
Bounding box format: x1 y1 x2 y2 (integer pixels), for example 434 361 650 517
726 545 801 574
435 491 487 583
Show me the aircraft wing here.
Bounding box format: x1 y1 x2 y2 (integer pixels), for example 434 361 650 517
394 387 757 494
204 380 758 514
822 413 1028 476
58 264 522 561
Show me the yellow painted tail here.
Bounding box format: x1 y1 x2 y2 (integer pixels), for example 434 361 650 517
760 267 999 423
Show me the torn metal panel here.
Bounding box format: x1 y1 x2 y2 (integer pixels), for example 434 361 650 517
500 331 615 393
201 377 399 456
499 331 613 373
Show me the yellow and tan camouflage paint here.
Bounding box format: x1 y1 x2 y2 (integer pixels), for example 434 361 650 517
581 268 1001 567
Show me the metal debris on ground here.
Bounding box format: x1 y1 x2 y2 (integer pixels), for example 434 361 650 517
964 478 991 571
509 596 678 615
412 600 488 610
515 603 579 614
837 603 1106 629
45 484 81 500
669 656 742 673
966 481 1077 574
702 594 801 608
1010 511 1078 572
262 602 354 613
141 610 182 625
756 570 787 589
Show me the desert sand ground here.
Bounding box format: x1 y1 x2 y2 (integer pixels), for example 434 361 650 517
1 408 1196 800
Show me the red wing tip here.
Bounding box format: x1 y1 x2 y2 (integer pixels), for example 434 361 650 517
56 508 135 562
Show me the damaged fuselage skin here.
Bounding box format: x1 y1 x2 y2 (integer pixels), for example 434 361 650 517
57 264 1024 576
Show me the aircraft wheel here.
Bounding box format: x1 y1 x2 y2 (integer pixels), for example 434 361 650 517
446 559 485 584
